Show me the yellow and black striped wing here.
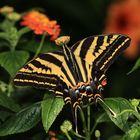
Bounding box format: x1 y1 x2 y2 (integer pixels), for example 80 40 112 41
14 34 131 94
14 52 64 90
71 34 131 72
14 51 79 94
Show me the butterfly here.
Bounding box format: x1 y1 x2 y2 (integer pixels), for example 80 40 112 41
14 34 131 128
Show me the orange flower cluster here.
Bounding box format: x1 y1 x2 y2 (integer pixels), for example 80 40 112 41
21 11 61 40
104 0 140 59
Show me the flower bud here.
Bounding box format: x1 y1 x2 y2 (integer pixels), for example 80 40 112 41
95 130 101 138
131 99 140 107
60 120 72 133
7 12 21 21
0 6 14 14
55 36 70 46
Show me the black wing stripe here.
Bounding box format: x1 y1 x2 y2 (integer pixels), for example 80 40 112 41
98 37 130 71
94 35 129 69
61 65 76 86
93 36 104 56
70 41 81 52
24 65 33 71
30 59 50 72
15 73 58 84
107 34 114 43
85 35 119 66
31 59 43 68
79 36 95 58
93 35 120 66
14 72 58 88
72 55 87 82
39 53 62 67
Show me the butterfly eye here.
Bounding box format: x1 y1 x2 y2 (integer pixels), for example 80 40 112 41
101 79 107 86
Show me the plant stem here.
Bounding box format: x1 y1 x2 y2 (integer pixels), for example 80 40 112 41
134 112 140 122
87 105 90 132
34 33 46 58
79 108 88 134
64 131 72 140
90 122 97 135
7 77 14 97
85 105 91 140
70 130 85 139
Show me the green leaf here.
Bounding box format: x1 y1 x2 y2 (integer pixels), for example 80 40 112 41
0 40 10 49
95 112 110 124
0 32 9 41
99 98 136 132
18 27 31 38
122 126 140 140
6 27 19 47
0 81 7 93
0 50 29 77
0 19 15 31
0 102 41 136
127 58 140 74
19 39 60 53
0 27 19 48
0 111 13 122
41 94 64 133
0 93 20 112
0 26 30 49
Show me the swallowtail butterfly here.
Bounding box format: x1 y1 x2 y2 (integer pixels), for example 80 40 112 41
14 34 131 126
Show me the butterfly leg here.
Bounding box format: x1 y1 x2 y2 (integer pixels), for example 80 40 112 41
94 93 102 104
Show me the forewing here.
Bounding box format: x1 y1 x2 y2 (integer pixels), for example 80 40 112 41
71 34 131 72
14 52 69 92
